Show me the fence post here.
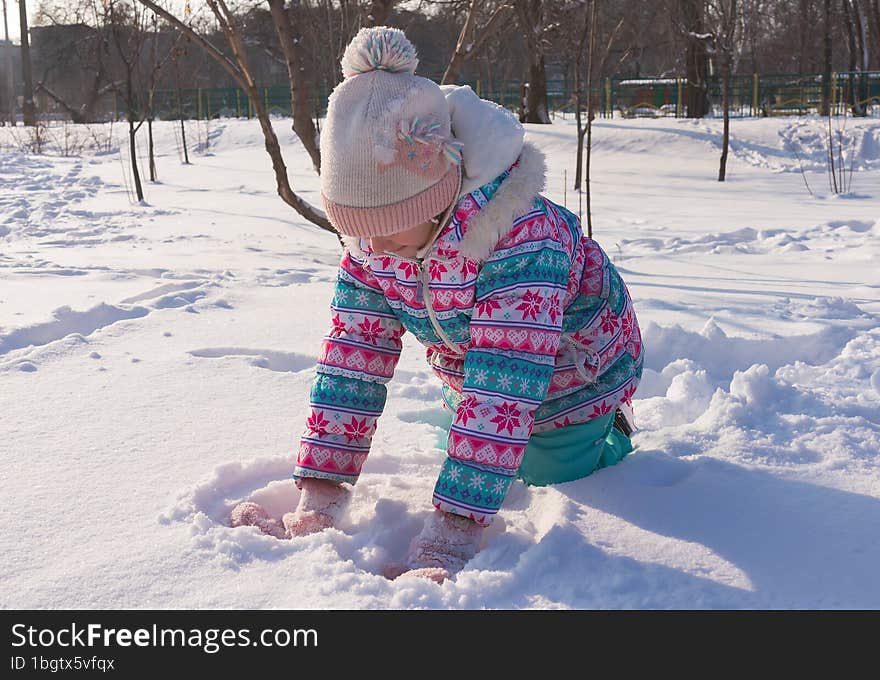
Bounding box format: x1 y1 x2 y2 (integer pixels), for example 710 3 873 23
605 78 612 118
752 73 759 116
236 89 241 118
114 91 118 122
831 72 837 115
676 77 682 118
197 88 202 120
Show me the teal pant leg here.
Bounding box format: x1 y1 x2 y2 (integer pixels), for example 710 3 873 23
436 409 633 488
516 412 633 486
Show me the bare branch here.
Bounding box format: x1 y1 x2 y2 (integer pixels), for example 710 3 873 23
136 0 249 90
135 0 333 232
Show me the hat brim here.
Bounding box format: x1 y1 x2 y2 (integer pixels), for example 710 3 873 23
322 164 461 238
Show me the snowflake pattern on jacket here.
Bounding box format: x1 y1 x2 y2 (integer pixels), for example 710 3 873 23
294 145 642 525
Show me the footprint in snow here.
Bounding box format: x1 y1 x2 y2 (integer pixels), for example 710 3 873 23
188 347 314 373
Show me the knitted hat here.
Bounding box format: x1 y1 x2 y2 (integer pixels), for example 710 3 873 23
320 27 463 238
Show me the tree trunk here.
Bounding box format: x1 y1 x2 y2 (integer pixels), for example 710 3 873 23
798 0 811 75
77 68 108 124
2 48 13 125
842 3 857 80
251 87 331 231
2 0 13 125
584 0 598 237
362 0 396 27
719 55 730 181
842 0 868 115
525 51 550 123
681 0 709 118
129 119 144 202
18 0 36 126
858 1 871 69
868 1 880 68
148 118 157 181
175 59 190 164
267 0 321 173
574 70 584 189
324 0 338 89
515 0 551 124
573 5 589 190
180 119 189 164
574 129 585 190
821 0 833 115
855 0 871 110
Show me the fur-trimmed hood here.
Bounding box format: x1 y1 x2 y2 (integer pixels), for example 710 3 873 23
455 140 546 263
440 85 525 195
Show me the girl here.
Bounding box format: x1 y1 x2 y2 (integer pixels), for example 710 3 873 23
232 27 643 583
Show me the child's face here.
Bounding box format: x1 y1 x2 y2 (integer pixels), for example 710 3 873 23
370 218 437 259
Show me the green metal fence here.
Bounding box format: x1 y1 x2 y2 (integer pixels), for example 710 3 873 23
96 71 880 122
608 72 880 118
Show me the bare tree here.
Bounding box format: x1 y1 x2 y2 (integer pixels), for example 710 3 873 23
676 0 711 117
572 2 593 204
36 64 118 124
797 0 818 74
108 0 149 200
868 0 880 66
2 0 17 124
840 0 870 115
514 0 550 123
706 0 739 181
856 0 872 68
567 0 627 234
266 0 321 172
144 19 181 180
18 0 37 125
320 0 364 88
821 0 833 114
136 0 332 232
441 0 512 85
170 40 189 164
32 1 120 124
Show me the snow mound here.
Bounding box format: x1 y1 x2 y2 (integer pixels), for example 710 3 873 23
781 119 880 172
619 219 880 257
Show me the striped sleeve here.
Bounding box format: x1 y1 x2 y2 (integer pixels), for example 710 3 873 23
294 250 405 486
432 219 569 524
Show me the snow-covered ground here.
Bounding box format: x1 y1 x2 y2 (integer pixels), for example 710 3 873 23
1 114 878 609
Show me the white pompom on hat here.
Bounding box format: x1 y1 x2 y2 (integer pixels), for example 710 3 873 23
340 26 419 78
320 27 463 239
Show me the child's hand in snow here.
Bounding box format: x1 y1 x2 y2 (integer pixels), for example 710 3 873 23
230 478 348 538
229 501 287 539
282 477 350 537
385 510 483 583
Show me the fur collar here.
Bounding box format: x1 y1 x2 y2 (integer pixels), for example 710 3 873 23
340 233 365 258
456 140 547 263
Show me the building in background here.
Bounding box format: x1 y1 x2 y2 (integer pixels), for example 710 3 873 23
0 38 20 124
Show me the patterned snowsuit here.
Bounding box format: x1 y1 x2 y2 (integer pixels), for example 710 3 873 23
294 142 643 525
